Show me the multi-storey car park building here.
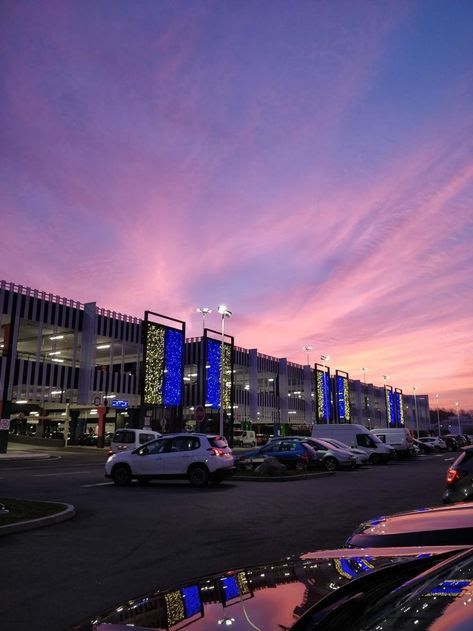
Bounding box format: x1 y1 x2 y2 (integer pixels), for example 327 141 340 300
0 281 431 449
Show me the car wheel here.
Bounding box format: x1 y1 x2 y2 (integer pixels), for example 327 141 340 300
188 465 209 488
295 461 308 471
369 453 381 465
251 441 256 448
112 464 132 487
324 457 337 472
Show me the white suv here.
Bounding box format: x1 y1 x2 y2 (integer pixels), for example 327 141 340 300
105 433 235 488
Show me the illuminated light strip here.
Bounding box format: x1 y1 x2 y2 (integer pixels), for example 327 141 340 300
205 339 221 407
164 590 185 625
163 329 183 406
385 387 392 425
180 585 201 618
236 571 250 595
343 377 351 422
223 341 231 411
144 324 165 405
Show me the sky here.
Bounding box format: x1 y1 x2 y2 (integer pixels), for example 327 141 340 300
1 0 472 410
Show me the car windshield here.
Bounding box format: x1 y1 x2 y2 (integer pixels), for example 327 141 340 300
295 549 473 631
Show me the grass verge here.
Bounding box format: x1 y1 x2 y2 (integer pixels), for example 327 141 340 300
0 498 67 526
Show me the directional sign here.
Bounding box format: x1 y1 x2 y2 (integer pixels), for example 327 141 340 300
111 400 129 409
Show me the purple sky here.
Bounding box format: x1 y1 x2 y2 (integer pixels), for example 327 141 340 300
1 1 472 410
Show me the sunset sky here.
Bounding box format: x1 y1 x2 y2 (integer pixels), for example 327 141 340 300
1 1 472 410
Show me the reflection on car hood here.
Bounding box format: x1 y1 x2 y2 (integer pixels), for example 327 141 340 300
70 547 458 631
348 503 473 547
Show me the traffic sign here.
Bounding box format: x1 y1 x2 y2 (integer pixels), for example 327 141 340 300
194 405 205 422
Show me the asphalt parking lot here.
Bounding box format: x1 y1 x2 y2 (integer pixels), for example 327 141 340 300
0 450 456 631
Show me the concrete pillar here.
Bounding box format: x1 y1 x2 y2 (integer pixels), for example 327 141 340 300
303 365 313 426
249 349 258 424
77 302 97 405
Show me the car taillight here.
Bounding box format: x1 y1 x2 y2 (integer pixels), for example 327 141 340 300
447 468 459 484
108 448 113 456
209 447 225 456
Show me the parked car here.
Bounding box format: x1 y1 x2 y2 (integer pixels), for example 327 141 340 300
291 547 473 631
237 438 319 470
412 437 435 454
105 433 235 487
317 437 369 465
71 544 473 631
263 435 358 471
442 434 460 451
453 434 469 448
372 427 414 458
232 429 257 447
47 431 65 441
109 428 161 454
312 422 393 464
346 502 473 548
419 436 447 451
443 446 473 503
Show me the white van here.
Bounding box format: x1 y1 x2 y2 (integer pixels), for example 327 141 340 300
233 430 257 448
311 423 394 464
372 427 414 458
110 428 161 454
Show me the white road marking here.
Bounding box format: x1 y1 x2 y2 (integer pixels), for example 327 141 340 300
82 482 113 488
33 471 94 477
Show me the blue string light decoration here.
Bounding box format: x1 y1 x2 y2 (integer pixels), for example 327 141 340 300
206 339 221 407
163 329 184 406
221 575 239 602
393 390 404 426
181 585 201 618
336 375 351 422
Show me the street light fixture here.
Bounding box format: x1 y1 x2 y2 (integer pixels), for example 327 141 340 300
320 354 330 369
218 305 232 437
413 386 419 438
302 345 313 366
196 307 212 335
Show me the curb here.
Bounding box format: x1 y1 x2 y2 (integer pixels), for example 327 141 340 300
0 502 76 536
0 453 55 462
233 471 336 482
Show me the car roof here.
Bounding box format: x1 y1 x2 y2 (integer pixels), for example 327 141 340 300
348 503 473 548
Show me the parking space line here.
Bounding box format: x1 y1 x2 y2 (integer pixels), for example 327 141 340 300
33 471 94 477
82 482 113 487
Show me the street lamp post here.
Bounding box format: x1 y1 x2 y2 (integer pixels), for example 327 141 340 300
320 354 330 370
196 307 212 336
413 386 419 438
218 305 232 437
302 345 313 366
435 393 440 437
455 401 462 435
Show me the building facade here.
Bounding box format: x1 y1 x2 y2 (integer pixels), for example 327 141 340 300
0 281 431 447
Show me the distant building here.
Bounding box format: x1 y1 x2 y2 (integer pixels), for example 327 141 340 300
0 280 430 443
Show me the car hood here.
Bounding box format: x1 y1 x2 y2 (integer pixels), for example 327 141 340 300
348 503 473 547
71 547 459 631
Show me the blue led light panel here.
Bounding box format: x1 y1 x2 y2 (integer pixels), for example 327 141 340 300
163 328 184 406
205 339 221 407
336 376 346 420
322 371 331 421
181 585 201 618
221 575 239 602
